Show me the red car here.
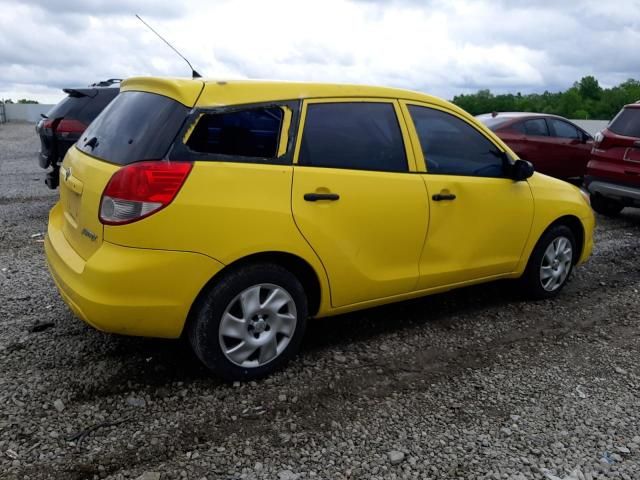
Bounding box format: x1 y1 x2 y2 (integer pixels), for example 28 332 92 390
585 102 640 216
477 112 593 181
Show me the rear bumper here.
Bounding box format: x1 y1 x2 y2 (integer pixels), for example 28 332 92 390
45 204 224 338
585 175 640 205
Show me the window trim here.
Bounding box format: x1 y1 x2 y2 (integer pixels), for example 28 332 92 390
400 100 514 178
169 100 301 165
292 97 419 173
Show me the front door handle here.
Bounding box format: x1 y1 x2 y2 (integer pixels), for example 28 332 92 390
304 193 340 202
432 193 456 201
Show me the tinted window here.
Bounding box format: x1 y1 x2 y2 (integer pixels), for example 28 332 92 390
47 96 91 121
511 121 526 134
408 106 505 177
46 89 118 125
549 119 579 139
76 89 118 124
608 107 640 138
187 107 283 158
77 91 189 165
299 103 407 172
523 119 549 136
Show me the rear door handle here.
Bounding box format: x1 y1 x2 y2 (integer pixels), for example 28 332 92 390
432 193 456 201
304 193 340 202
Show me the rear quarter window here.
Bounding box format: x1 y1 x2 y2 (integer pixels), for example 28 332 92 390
77 91 189 165
187 107 284 158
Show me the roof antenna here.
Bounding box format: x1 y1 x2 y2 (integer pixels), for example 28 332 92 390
135 14 202 79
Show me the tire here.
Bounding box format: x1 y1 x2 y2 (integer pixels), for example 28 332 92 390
187 263 308 381
590 194 624 217
519 224 577 300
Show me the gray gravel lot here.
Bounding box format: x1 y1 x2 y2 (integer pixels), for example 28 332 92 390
1 122 639 480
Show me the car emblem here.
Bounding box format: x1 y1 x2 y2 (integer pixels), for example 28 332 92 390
81 228 97 242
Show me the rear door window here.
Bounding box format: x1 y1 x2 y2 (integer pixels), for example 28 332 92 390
523 119 549 136
187 107 284 158
609 108 640 138
298 102 407 172
77 91 189 165
549 119 580 139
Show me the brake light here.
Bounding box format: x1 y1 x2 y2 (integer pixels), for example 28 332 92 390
99 161 192 225
56 119 86 135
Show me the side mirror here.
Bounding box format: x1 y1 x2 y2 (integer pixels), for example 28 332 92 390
512 159 534 181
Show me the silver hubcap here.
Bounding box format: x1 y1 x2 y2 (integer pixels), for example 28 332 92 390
219 283 297 368
540 236 573 292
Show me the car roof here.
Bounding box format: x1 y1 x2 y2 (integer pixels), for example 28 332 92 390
475 112 570 121
120 76 464 114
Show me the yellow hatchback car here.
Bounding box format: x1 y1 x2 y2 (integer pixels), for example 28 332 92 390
45 77 594 380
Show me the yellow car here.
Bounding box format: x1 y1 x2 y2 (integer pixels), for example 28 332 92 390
45 77 594 380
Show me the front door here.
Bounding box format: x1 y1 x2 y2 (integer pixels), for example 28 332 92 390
291 99 428 307
402 102 535 289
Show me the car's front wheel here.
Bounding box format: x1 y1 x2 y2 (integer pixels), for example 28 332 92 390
520 224 577 300
187 263 308 381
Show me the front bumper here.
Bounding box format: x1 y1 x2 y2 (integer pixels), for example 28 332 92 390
45 206 224 338
578 211 594 265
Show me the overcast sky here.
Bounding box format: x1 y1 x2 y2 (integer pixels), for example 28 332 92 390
1 0 639 104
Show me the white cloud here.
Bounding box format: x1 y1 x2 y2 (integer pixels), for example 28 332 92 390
0 0 639 104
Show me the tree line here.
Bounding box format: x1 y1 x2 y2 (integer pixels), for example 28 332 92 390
452 76 640 120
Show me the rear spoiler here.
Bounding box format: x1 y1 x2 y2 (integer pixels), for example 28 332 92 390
62 88 97 98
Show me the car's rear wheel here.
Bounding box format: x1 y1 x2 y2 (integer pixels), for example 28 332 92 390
519 224 576 300
590 194 624 217
187 263 308 381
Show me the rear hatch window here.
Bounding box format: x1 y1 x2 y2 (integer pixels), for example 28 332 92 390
47 89 117 124
609 107 640 138
77 91 190 165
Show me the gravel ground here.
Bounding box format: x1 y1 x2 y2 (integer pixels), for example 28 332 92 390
1 122 639 480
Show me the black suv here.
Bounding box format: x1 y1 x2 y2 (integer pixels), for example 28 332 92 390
36 79 121 189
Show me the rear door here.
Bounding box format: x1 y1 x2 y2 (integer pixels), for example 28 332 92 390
291 99 428 307
59 91 191 260
517 118 559 176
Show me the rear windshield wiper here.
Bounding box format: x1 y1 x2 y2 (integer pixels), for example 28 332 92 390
84 136 99 149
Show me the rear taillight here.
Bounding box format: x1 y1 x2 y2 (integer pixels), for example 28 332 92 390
56 119 87 135
99 161 192 225
593 131 603 148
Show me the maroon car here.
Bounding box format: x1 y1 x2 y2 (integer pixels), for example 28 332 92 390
585 102 640 216
477 112 593 181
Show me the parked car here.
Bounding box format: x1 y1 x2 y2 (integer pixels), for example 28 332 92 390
45 77 594 380
585 102 640 216
476 112 593 182
36 79 120 189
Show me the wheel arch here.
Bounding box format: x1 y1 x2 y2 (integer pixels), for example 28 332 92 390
184 251 323 337
543 215 585 264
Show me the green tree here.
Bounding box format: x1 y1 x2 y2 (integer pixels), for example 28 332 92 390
17 99 39 104
451 77 640 120
577 76 602 101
